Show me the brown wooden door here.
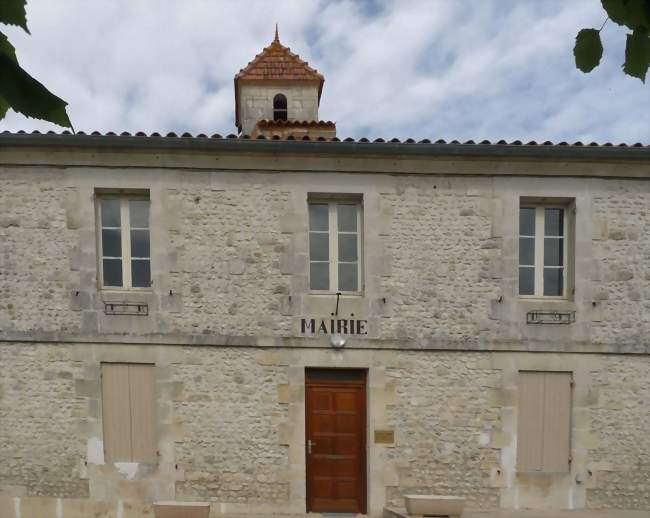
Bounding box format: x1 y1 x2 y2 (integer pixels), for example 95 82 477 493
306 369 366 514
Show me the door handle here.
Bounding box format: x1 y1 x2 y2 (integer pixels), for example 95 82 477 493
308 440 316 454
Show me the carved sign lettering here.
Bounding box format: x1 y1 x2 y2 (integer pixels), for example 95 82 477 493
300 318 368 335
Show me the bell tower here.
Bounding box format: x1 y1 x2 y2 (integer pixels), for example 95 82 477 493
234 27 336 139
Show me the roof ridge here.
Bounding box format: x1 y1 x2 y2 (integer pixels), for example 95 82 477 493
235 38 324 82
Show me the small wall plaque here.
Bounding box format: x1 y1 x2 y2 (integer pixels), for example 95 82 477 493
526 310 575 325
104 302 149 316
374 429 395 444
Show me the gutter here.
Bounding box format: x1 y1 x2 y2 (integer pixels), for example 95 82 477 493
1 132 649 162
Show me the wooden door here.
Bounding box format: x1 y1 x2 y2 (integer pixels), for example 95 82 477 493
305 369 367 514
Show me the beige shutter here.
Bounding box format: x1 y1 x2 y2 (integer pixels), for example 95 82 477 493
517 371 545 471
542 372 571 472
101 364 132 462
517 371 572 472
129 364 157 463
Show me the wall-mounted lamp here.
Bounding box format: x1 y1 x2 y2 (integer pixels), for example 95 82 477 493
330 334 346 348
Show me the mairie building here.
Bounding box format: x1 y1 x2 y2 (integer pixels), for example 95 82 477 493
0 31 649 518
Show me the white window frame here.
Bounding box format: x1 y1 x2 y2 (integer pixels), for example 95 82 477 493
96 195 151 291
519 205 569 299
308 201 363 295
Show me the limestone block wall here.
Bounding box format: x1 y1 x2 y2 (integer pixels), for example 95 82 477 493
3 166 650 353
0 169 81 333
238 83 319 135
1 342 650 513
384 352 501 509
591 179 650 347
166 183 292 337
587 355 650 509
0 344 88 498
379 177 500 343
172 348 290 504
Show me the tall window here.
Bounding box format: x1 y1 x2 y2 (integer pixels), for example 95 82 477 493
519 205 567 297
98 196 151 289
273 93 288 121
309 202 362 293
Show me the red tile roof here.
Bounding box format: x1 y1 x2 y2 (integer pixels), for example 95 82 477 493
2 130 649 150
234 32 324 130
255 119 335 129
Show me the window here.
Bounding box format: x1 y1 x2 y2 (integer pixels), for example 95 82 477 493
519 205 569 297
309 201 362 293
97 196 151 289
273 93 288 121
517 371 572 473
101 363 156 463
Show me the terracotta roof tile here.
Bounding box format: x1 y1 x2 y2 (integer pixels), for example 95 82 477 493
234 33 324 129
1 131 649 151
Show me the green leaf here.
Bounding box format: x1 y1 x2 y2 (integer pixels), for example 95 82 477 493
602 0 650 30
623 29 650 81
0 95 9 120
0 31 17 63
602 0 630 26
624 0 650 29
0 52 72 128
574 29 604 73
0 0 29 33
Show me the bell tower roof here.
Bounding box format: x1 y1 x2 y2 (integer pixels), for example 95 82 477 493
234 28 324 131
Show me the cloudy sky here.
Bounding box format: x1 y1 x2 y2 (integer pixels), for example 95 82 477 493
1 0 649 143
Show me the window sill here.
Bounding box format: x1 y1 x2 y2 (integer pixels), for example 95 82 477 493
308 291 364 298
99 288 153 295
519 297 575 307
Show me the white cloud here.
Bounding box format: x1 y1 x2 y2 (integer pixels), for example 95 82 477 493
1 0 648 143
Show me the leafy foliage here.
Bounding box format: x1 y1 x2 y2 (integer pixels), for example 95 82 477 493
0 0 72 128
624 28 650 80
575 0 650 82
574 29 604 72
0 0 29 33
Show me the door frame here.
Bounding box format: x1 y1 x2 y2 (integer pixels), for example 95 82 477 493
305 368 368 514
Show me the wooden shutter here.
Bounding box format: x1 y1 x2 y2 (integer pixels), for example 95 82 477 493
517 371 571 472
542 372 571 472
517 371 545 471
101 363 156 463
101 364 132 462
129 364 157 463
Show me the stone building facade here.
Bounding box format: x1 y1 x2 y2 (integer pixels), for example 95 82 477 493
1 34 649 518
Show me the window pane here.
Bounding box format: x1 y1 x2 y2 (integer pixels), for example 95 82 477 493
130 229 150 258
309 204 328 231
131 260 151 288
129 200 149 228
544 238 563 267
309 233 329 261
103 259 123 287
339 263 358 292
543 268 563 296
519 237 535 266
310 262 329 290
338 234 358 262
520 207 535 236
337 204 357 232
544 208 564 236
519 267 535 295
102 228 122 257
101 199 121 227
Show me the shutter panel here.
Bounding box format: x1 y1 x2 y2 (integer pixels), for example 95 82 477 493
517 372 545 471
101 364 132 462
129 364 157 463
542 372 571 472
